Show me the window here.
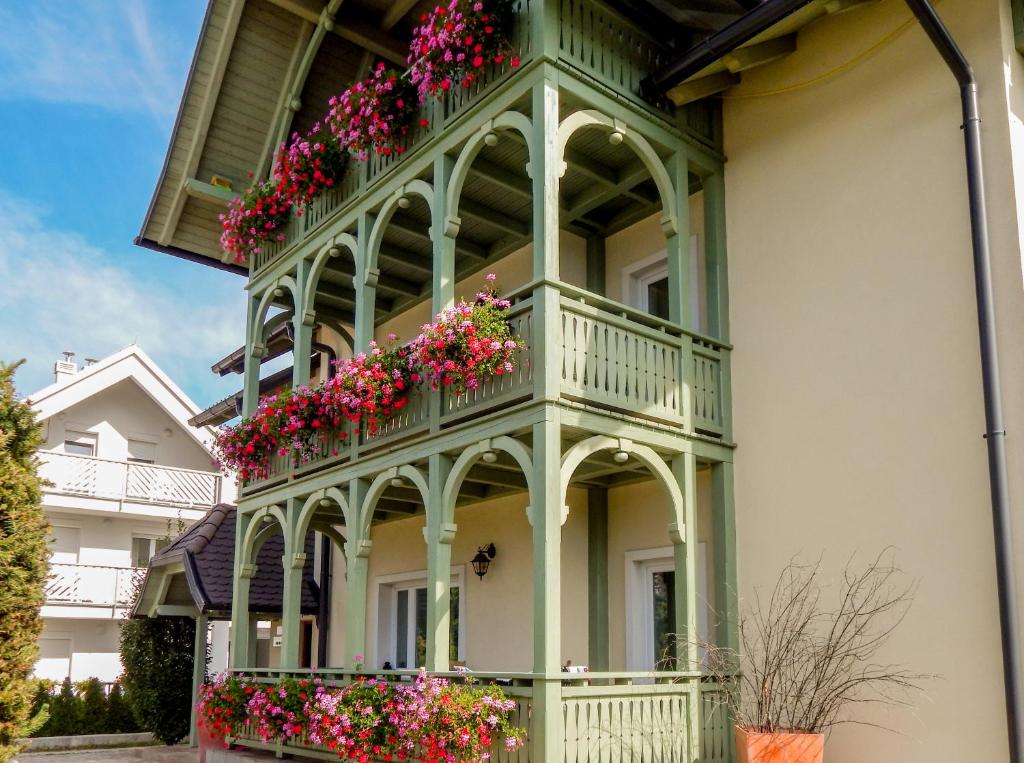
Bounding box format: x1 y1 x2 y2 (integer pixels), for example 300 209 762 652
63 430 96 457
622 235 705 330
131 536 164 565
393 584 460 668
127 439 156 464
50 526 80 564
626 545 708 672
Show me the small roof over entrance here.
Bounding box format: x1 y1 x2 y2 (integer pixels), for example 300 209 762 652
134 503 320 619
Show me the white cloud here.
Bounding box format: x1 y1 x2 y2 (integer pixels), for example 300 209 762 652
0 0 185 119
0 193 245 402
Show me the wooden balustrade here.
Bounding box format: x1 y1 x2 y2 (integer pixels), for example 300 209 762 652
223 670 727 763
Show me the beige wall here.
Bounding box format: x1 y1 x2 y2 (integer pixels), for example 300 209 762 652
723 0 1024 760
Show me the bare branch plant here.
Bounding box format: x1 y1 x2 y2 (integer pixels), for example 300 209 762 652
684 550 930 735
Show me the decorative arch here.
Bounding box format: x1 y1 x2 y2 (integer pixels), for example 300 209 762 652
365 180 435 277
251 275 302 351
441 436 534 526
559 436 685 534
302 233 358 320
239 504 289 568
358 464 430 539
557 110 679 236
295 486 352 553
444 111 533 238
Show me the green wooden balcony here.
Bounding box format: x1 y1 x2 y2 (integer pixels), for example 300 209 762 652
247 0 716 279
224 670 731 763
242 282 730 495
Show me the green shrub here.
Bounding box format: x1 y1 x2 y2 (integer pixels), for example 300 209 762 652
120 613 196 744
78 679 107 735
0 361 50 761
105 683 138 734
37 678 82 738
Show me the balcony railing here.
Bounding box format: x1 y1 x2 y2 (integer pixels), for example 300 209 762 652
225 670 730 763
248 0 710 279
245 283 729 492
40 452 223 508
45 563 144 608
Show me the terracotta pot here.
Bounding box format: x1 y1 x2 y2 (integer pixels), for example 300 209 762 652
735 725 825 763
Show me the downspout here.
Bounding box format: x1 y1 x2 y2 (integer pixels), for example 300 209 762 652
902 3 1023 761
643 2 1023 760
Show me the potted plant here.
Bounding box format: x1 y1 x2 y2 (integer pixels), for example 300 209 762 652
696 551 927 763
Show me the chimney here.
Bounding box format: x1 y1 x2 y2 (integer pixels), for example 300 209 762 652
54 351 77 384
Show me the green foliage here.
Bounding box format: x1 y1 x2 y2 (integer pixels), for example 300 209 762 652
120 611 195 745
32 679 138 738
104 683 138 734
0 360 50 761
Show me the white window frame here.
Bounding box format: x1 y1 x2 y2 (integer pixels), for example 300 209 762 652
620 235 704 329
130 534 165 568
62 427 98 457
624 545 708 672
49 524 82 564
126 435 158 464
372 567 465 670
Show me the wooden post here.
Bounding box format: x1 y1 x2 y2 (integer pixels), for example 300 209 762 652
354 213 377 350
292 257 314 387
532 413 563 763
712 460 738 653
229 511 253 669
587 487 609 672
189 611 208 747
671 453 699 669
666 150 692 327
703 169 729 341
242 294 263 416
344 477 371 666
425 453 455 671
279 497 304 668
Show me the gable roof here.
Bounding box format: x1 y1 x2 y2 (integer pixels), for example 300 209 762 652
28 345 219 454
135 503 320 617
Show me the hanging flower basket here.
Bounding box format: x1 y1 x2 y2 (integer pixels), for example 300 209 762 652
273 122 348 208
327 63 419 160
412 275 524 395
408 0 519 101
212 392 291 481
325 338 419 435
218 179 292 264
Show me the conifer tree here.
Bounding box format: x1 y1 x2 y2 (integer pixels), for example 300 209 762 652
0 361 49 761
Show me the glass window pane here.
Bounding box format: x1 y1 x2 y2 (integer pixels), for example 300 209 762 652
647 277 670 321
396 590 409 668
652 570 676 668
450 586 460 661
131 537 152 568
415 587 427 668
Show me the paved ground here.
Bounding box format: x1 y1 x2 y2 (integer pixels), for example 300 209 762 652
17 745 195 762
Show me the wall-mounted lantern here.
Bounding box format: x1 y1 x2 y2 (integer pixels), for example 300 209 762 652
471 543 496 579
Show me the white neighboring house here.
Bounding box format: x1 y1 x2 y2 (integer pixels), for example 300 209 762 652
28 346 235 685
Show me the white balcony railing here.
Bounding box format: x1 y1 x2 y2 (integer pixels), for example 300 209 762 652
45 563 144 608
39 452 223 508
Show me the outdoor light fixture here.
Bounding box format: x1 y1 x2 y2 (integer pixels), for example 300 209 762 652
471 543 496 579
613 450 629 464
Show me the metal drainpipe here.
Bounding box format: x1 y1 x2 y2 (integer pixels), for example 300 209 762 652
902 3 1023 761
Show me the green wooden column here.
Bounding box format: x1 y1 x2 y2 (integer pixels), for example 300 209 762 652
587 487 609 672
531 74 562 406
189 611 208 746
711 460 738 653
229 511 253 669
703 169 729 341
242 294 264 416
292 256 314 388
425 453 455 671
344 477 371 666
279 497 305 669
672 452 702 762
665 150 692 327
532 413 563 763
354 212 377 350
671 453 699 669
432 154 456 310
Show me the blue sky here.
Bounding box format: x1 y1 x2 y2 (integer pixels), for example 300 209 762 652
0 1 248 406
